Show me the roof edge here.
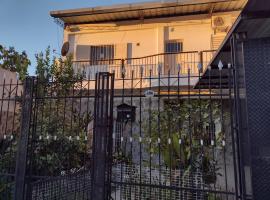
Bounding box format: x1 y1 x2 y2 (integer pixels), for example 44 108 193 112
50 0 237 18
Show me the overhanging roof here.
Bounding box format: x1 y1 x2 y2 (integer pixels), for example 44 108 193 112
50 0 247 25
195 0 270 89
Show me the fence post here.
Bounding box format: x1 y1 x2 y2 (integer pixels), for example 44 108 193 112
198 51 203 73
121 59 125 79
14 77 34 200
91 72 114 200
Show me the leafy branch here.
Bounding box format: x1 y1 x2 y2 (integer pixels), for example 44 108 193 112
143 99 229 184
0 45 30 80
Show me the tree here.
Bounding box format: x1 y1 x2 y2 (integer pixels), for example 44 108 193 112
32 47 91 176
0 47 91 178
0 45 30 80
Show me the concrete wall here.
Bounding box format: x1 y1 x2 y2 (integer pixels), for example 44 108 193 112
0 68 22 138
0 68 18 85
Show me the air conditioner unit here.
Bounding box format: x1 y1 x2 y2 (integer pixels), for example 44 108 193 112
211 15 231 33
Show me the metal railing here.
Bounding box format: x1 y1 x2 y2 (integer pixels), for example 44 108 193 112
73 50 215 79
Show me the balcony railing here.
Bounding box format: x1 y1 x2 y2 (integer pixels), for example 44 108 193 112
73 50 215 80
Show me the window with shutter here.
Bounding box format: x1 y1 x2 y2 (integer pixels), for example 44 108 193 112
90 45 115 64
76 45 91 61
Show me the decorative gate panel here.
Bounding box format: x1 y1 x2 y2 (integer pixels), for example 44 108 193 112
0 79 23 200
20 77 96 200
108 62 240 200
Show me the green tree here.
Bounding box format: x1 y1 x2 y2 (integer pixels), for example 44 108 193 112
32 47 91 176
0 47 91 177
0 45 30 80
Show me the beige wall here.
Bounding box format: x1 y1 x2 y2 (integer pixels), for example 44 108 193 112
0 68 18 84
73 28 158 59
63 11 240 61
0 68 22 138
166 22 212 51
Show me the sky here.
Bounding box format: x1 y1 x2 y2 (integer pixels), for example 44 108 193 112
0 0 154 75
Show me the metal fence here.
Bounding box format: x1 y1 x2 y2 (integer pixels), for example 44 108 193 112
0 79 23 200
0 52 244 200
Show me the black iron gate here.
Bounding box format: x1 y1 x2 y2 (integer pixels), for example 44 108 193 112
17 76 97 200
0 53 245 200
105 61 241 200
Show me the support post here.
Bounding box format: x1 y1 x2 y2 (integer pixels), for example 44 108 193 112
91 72 114 200
14 77 34 200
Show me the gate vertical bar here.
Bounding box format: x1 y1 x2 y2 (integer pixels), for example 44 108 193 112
14 77 34 200
91 72 114 200
107 71 115 200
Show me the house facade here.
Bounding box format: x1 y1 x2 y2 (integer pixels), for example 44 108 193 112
51 0 247 80
49 1 251 199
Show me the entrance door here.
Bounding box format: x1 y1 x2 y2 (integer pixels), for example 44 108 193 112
164 40 183 74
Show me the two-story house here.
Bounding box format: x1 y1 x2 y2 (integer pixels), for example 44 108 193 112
49 1 249 199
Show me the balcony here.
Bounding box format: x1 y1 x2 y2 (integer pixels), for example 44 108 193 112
73 50 215 88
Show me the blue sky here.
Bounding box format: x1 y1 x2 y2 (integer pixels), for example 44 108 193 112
0 0 153 75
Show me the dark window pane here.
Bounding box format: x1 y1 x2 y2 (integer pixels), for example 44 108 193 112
165 41 183 53
90 45 115 64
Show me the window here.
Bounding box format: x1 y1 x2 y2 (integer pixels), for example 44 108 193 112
90 45 115 64
165 40 183 53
